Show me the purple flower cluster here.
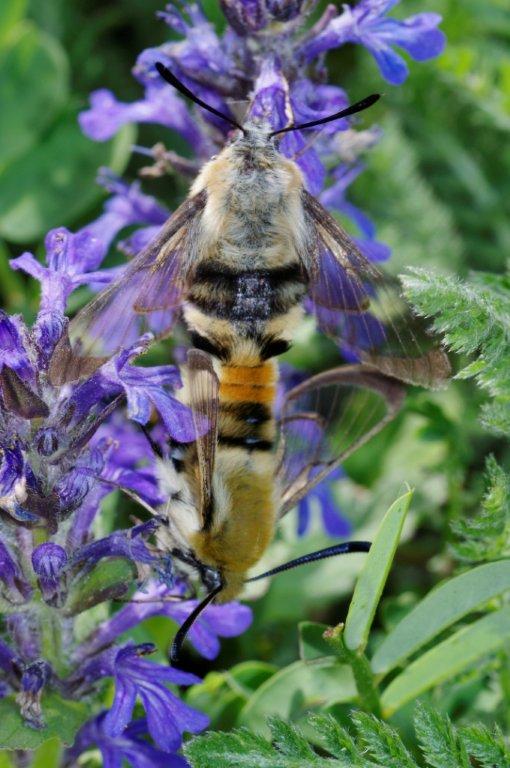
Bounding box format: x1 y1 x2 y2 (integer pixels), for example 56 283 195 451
0 188 250 760
0 0 444 764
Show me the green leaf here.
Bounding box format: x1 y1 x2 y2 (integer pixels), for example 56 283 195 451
371 559 510 675
0 113 134 242
298 622 333 661
240 660 356 735
186 709 507 768
351 711 416 768
381 606 510 716
343 490 413 653
0 22 68 168
414 704 471 768
0 692 88 750
64 557 137 615
460 723 510 767
0 0 27 44
185 717 344 768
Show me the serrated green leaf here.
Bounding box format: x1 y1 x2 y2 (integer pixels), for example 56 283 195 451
0 113 134 242
460 723 510 767
371 559 510 675
269 716 317 760
414 704 470 768
240 660 356 735
0 22 68 168
351 712 415 768
298 622 333 661
381 606 510 716
344 490 413 653
0 692 88 750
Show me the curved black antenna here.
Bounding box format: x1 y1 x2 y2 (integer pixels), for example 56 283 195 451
246 540 371 581
170 583 223 666
155 62 245 134
269 93 381 138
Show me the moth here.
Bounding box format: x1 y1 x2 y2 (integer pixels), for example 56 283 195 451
49 64 449 661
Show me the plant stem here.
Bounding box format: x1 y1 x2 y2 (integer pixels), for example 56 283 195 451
324 624 382 717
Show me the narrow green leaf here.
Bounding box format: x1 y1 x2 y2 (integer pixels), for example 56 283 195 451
371 559 510 675
298 622 333 661
240 660 356 735
381 606 510 717
0 692 88 750
344 490 413 652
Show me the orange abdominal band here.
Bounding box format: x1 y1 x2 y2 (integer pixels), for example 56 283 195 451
219 364 277 404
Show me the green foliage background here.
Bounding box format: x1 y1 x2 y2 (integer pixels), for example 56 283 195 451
1 0 510 764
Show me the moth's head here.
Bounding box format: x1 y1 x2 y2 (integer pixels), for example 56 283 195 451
154 62 380 160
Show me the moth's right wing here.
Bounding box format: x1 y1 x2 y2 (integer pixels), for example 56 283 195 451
49 191 206 385
276 365 405 517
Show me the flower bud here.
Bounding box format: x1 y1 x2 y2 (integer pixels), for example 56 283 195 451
220 0 267 34
35 428 59 457
32 542 68 606
17 660 51 729
266 0 304 22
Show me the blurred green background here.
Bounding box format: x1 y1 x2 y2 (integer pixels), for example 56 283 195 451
1 0 509 740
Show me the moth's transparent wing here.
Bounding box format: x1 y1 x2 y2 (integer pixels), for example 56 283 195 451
276 365 405 517
185 349 219 530
302 191 450 389
49 191 206 384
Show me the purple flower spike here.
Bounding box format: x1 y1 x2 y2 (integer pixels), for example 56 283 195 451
32 543 67 606
83 643 209 752
299 1 446 86
68 713 187 768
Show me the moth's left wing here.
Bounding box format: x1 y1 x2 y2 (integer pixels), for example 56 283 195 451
49 191 206 385
186 350 219 530
276 365 405 517
302 191 450 389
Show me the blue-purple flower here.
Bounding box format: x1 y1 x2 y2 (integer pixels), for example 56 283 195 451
80 643 209 752
298 0 445 85
67 713 187 768
74 580 253 662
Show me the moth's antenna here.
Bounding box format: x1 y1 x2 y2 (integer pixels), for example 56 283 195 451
246 540 371 581
138 422 164 460
155 62 245 134
269 93 380 137
170 583 223 666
